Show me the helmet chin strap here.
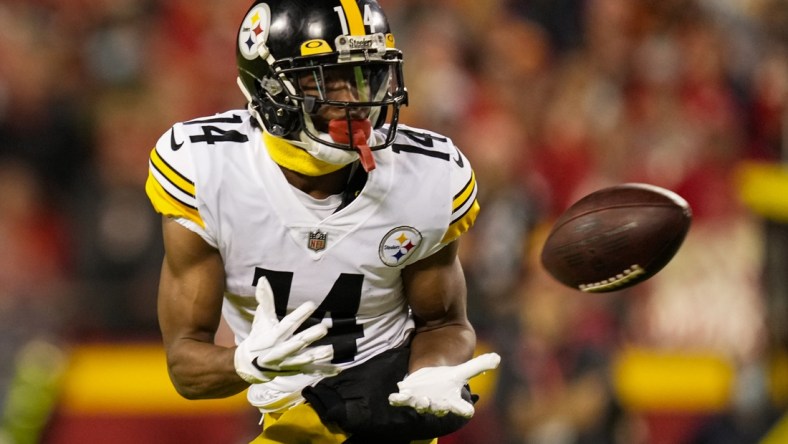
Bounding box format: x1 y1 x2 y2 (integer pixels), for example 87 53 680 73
290 129 361 167
240 75 378 173
291 115 378 172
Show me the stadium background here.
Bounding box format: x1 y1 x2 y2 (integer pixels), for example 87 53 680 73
0 0 786 443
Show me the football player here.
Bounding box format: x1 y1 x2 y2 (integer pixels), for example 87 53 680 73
145 1 500 442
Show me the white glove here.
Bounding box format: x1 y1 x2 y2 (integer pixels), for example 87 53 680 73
234 277 340 384
388 352 501 418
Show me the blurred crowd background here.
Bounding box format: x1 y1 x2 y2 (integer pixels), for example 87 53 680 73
0 0 787 443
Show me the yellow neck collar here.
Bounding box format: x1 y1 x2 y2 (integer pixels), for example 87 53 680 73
263 132 347 176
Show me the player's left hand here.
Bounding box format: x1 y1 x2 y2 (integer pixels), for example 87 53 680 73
388 352 501 418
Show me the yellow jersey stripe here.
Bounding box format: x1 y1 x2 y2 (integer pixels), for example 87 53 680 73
442 199 480 243
150 148 196 197
452 171 476 211
340 0 366 35
145 171 204 228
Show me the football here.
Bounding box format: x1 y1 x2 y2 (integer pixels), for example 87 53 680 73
540 183 692 293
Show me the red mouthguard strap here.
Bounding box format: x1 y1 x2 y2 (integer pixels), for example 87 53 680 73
328 119 376 172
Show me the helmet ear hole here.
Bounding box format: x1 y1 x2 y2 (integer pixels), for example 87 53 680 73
247 73 299 136
259 99 299 136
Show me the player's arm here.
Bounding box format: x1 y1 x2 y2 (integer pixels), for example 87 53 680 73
403 239 475 370
159 216 340 398
388 141 499 418
390 239 500 418
403 140 480 369
158 216 248 399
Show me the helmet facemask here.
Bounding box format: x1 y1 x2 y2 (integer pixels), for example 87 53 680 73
240 32 407 172
292 54 405 171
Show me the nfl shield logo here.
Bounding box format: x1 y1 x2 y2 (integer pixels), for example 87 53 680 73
308 230 327 252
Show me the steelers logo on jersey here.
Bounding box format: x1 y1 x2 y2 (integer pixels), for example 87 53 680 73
239 4 271 61
379 226 422 267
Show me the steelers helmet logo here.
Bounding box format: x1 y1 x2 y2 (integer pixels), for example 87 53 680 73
379 226 422 267
239 4 271 60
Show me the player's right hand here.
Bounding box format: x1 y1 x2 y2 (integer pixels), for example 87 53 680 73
234 277 340 384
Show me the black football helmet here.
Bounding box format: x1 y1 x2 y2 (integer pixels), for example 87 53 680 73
236 0 408 154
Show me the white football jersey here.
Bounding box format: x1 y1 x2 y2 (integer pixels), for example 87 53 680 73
146 110 479 411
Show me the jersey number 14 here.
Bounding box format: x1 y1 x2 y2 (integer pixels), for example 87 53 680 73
253 267 364 364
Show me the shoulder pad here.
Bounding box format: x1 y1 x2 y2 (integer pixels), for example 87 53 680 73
388 125 480 243
443 145 479 243
145 122 203 227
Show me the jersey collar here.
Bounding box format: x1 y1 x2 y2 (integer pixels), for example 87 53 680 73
263 131 347 176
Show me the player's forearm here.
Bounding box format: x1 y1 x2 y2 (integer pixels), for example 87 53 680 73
166 339 248 399
408 322 476 371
